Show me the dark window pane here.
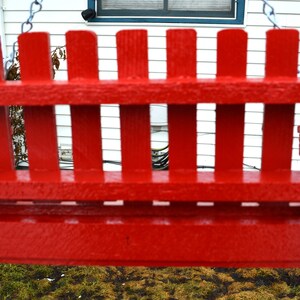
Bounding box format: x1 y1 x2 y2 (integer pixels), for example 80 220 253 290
168 0 232 11
101 0 164 10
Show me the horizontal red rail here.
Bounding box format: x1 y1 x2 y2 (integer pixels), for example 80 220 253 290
0 202 299 267
0 78 300 105
1 170 300 202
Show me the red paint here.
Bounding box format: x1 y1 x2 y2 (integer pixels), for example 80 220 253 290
66 31 103 170
18 33 59 171
0 41 3 82
0 29 299 267
0 47 14 171
167 29 197 170
117 30 152 171
215 30 247 170
0 203 299 267
298 126 300 155
0 170 299 201
1 79 300 105
0 108 14 171
262 30 299 171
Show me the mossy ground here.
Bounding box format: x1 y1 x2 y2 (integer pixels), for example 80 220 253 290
0 265 299 299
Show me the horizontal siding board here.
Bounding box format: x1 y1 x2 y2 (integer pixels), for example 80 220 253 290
102 139 121 150
57 126 72 137
247 64 266 77
247 13 300 28
244 146 262 158
3 0 85 10
248 0 300 13
3 23 85 34
57 136 72 145
247 51 266 64
102 128 121 139
56 115 71 126
4 11 84 23
101 105 120 117
55 105 70 115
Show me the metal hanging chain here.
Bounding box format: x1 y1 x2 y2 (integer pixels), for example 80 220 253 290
262 0 281 29
5 0 44 73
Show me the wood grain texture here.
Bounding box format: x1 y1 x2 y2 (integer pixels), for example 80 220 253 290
262 30 299 171
66 31 102 170
1 79 300 105
167 29 197 170
215 30 247 171
18 32 59 171
117 30 151 171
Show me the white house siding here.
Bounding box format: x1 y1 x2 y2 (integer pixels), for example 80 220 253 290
1 0 300 170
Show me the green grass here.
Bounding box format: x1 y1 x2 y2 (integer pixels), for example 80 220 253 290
0 265 299 299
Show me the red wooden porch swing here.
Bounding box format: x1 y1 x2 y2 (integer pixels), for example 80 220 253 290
0 28 299 267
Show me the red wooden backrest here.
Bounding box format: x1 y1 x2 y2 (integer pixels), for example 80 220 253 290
0 29 299 267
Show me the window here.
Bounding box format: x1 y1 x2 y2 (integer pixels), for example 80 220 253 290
87 0 246 25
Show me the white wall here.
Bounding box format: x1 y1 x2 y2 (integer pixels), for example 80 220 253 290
2 0 300 170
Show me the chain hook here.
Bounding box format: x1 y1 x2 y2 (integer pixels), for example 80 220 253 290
21 21 34 34
262 0 281 29
29 1 43 22
4 0 44 76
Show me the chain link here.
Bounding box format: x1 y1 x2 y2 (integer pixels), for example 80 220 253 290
262 0 281 29
5 0 44 73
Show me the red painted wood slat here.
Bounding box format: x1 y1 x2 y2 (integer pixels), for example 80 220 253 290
0 44 14 171
0 44 3 82
18 33 59 171
0 107 14 171
117 30 151 171
0 203 299 267
215 29 247 171
262 29 299 171
1 80 300 106
66 31 102 170
167 29 197 170
0 170 299 202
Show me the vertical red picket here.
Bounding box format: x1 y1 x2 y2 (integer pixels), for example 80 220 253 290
0 107 14 171
66 31 102 170
18 33 59 171
262 30 299 171
167 29 197 170
215 30 247 171
117 30 151 171
0 44 3 82
0 44 14 171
